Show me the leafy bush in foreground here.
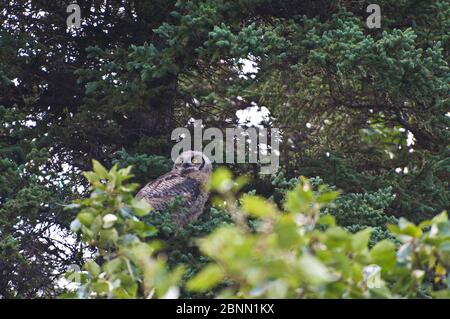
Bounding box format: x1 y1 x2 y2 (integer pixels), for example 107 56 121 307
63 161 184 298
272 173 398 245
64 163 450 298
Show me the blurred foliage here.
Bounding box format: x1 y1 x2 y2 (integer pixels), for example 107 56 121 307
272 172 398 245
62 161 184 298
63 166 450 298
186 168 450 298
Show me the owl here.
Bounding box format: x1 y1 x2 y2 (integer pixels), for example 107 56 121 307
136 151 212 228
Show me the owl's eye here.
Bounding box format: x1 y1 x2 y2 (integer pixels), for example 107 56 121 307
175 157 183 165
191 156 201 164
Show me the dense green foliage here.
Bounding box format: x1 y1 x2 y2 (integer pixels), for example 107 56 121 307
0 0 448 298
62 161 184 298
65 164 450 298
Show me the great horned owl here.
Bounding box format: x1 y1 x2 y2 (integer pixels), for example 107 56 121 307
136 151 212 227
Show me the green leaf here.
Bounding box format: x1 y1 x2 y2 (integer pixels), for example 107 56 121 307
284 182 314 213
370 240 396 271
127 220 157 238
317 214 336 227
187 264 224 292
92 160 108 179
131 199 152 217
431 290 450 299
83 171 99 184
275 215 301 248
325 226 351 248
432 211 448 224
84 260 101 277
119 206 133 219
352 228 372 252
91 280 110 294
241 195 276 218
103 258 124 275
209 167 233 193
99 229 119 245
233 175 250 192
396 242 413 264
389 218 422 238
298 253 334 284
77 212 95 226
317 191 340 204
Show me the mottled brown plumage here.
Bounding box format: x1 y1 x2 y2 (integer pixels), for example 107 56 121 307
136 151 212 227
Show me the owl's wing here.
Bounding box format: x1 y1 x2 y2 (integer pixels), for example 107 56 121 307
136 171 201 211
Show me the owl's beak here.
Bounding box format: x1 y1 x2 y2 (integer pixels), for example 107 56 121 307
182 162 191 168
